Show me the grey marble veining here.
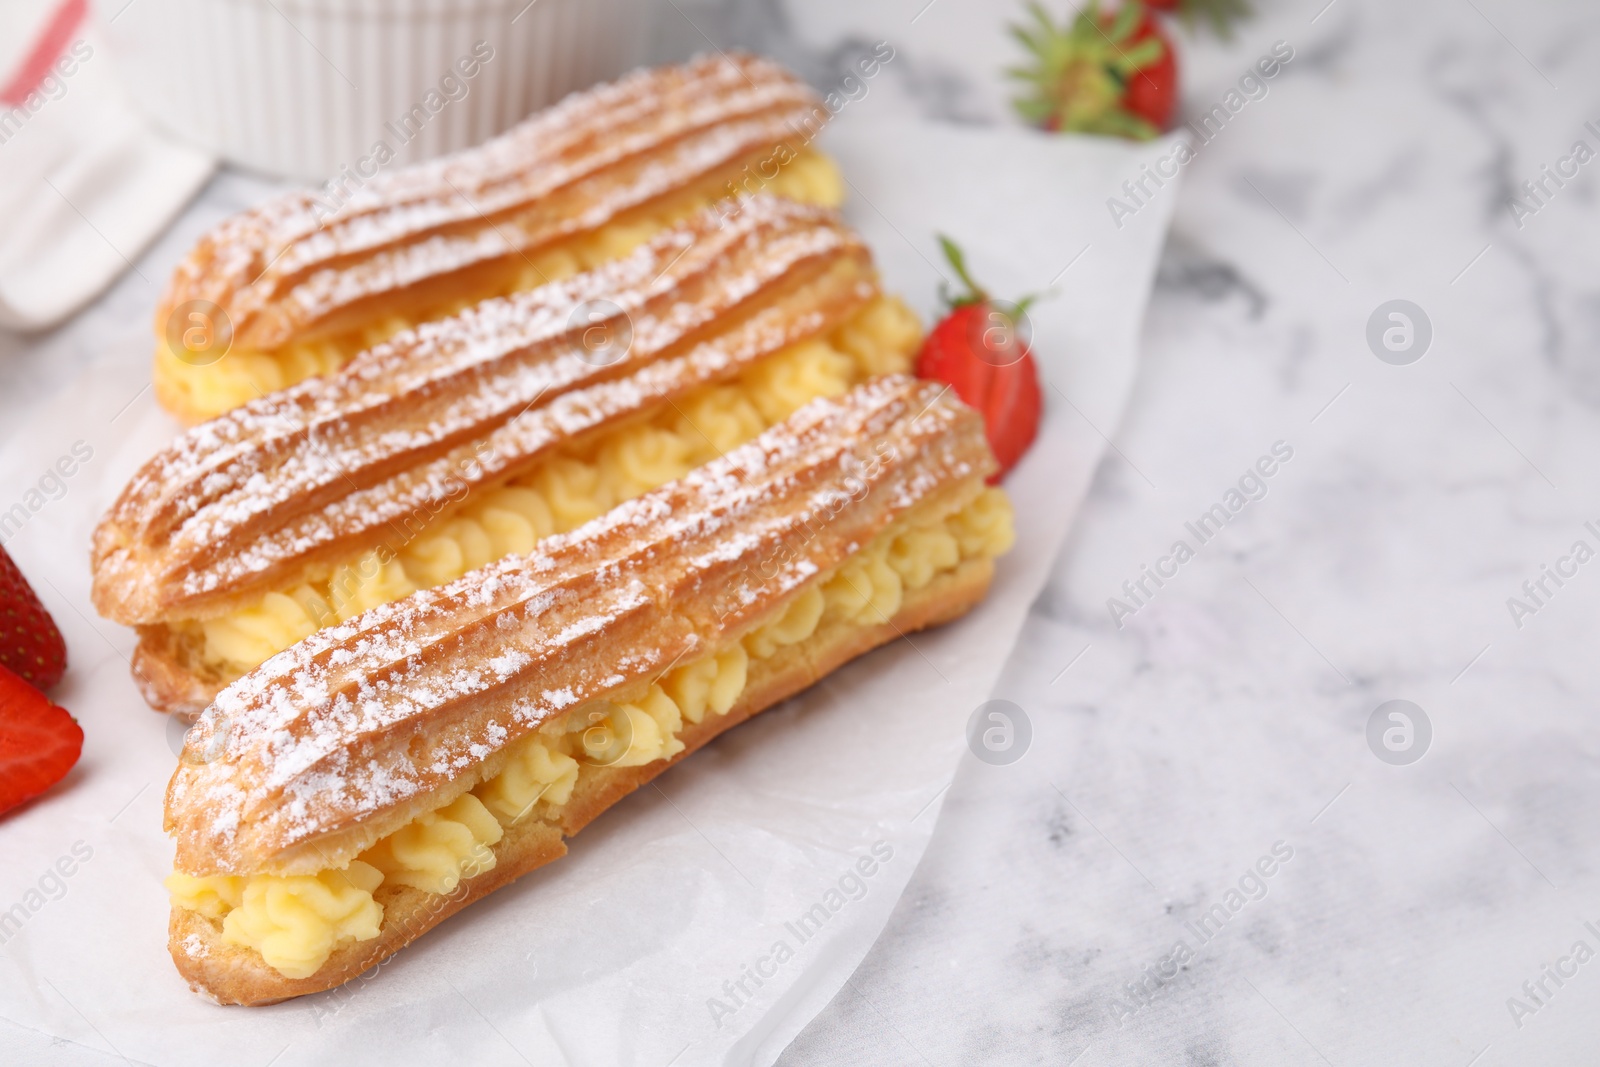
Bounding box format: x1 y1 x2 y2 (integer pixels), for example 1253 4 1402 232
651 0 1600 1064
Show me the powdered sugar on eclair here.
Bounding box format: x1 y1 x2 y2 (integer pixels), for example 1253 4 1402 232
94 198 875 624
163 377 992 876
160 54 825 352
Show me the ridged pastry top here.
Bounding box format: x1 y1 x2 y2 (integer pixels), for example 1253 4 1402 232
94 197 876 624
164 376 995 875
158 54 824 352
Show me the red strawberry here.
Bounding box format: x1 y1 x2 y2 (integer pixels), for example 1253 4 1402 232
0 545 67 689
0 546 67 690
914 237 1042 483
0 663 83 815
1145 0 1252 38
1009 1 1177 139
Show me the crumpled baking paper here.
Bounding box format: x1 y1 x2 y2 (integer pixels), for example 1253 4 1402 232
0 116 1180 1066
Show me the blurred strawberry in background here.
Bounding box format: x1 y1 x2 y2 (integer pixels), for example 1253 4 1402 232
0 547 80 815
0 544 66 690
1008 1 1177 140
0 663 82 815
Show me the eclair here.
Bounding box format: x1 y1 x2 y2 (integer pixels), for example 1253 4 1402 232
155 53 844 423
95 197 924 716
162 375 1015 1004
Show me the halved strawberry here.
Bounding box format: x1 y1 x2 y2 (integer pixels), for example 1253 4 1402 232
0 543 67 690
914 237 1042 483
1009 1 1177 140
0 663 83 815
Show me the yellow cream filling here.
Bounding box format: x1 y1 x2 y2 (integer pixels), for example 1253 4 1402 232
359 794 504 895
192 293 924 677
156 149 846 420
168 488 1014 979
475 735 582 824
181 863 385 980
573 684 688 768
662 644 750 726
164 870 245 920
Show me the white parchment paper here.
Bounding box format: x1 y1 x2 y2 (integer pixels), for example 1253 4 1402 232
0 118 1180 1067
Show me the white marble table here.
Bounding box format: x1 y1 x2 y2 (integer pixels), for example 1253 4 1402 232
4 1 1599 1064
669 2 1600 1065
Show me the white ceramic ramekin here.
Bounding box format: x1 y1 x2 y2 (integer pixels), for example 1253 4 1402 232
90 0 654 180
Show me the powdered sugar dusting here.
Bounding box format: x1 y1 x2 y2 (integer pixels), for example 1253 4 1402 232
165 377 991 874
96 198 865 623
158 54 822 352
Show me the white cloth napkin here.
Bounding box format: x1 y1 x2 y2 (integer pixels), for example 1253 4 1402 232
0 116 1180 1066
0 0 212 333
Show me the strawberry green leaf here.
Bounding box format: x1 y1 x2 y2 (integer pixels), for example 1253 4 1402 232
1007 0 1170 140
937 234 990 308
1105 3 1141 42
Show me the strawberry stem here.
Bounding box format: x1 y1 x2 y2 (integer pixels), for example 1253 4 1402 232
937 234 990 308
936 234 1053 318
1007 0 1166 141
